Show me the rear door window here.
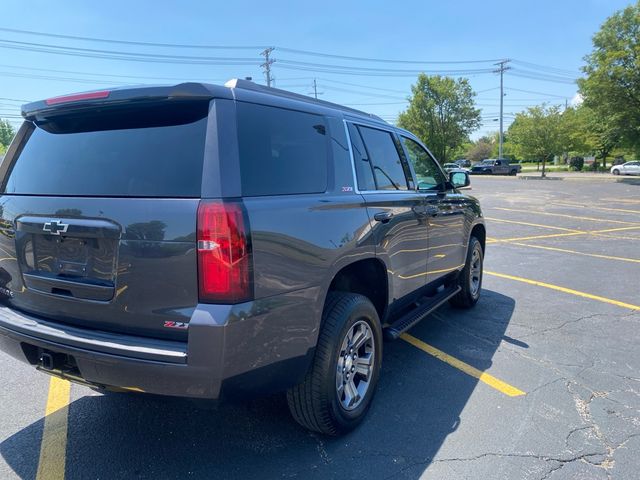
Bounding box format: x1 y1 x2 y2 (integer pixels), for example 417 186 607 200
356 125 410 191
237 103 329 196
3 104 208 197
347 123 376 191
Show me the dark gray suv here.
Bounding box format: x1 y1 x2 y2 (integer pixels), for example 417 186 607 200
0 79 485 435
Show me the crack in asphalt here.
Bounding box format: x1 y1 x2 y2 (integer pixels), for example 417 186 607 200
397 310 640 480
518 313 608 339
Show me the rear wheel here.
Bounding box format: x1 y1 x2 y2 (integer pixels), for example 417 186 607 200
449 236 483 308
287 292 382 435
510 169 517 176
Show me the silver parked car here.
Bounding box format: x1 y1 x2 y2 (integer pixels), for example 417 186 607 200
611 161 640 176
443 162 467 173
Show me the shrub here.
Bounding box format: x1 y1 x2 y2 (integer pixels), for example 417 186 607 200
569 156 584 171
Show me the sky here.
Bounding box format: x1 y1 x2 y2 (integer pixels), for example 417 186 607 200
0 0 634 139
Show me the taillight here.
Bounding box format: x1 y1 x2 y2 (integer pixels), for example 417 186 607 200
45 90 110 105
197 200 252 304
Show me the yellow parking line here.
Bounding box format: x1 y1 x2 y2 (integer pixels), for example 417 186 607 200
487 225 640 243
600 197 640 205
400 333 526 397
485 271 640 311
484 217 581 232
37 377 71 480
489 231 586 243
491 207 640 226
593 225 640 234
509 242 640 264
551 201 640 215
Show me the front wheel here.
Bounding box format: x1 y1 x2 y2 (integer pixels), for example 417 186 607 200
287 293 382 435
449 236 483 308
612 169 620 175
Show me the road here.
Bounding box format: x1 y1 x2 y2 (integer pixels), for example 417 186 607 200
2 175 640 479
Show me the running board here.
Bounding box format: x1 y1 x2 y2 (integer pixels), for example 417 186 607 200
384 286 461 341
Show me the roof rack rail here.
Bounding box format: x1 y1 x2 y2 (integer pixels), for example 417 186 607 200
224 78 385 122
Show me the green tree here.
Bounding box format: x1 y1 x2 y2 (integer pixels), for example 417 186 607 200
564 105 622 165
466 137 493 163
560 106 592 156
508 105 567 177
578 1 640 157
0 119 16 147
398 74 480 164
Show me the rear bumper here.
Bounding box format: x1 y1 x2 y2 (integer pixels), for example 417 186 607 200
0 287 321 399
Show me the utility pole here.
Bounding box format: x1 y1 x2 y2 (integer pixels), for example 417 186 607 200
309 79 323 99
261 47 275 87
494 59 511 159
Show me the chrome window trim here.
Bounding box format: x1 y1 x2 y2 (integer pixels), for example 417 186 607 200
342 119 418 195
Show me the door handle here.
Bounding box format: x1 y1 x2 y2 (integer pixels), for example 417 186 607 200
424 205 439 217
374 212 394 223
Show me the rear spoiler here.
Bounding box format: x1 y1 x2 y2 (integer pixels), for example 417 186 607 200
22 82 223 121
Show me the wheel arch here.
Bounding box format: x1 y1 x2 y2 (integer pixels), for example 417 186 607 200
323 257 390 324
470 222 486 252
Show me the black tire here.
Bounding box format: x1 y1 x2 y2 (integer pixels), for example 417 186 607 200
287 292 383 435
510 169 517 176
612 169 620 175
449 236 483 308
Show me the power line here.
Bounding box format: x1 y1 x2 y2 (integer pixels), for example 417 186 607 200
0 26 265 50
0 96 30 102
278 47 502 65
476 87 501 94
0 27 505 65
505 87 570 98
508 69 577 84
511 60 578 77
317 78 409 95
0 70 126 85
0 63 229 83
318 84 406 100
0 39 261 65
277 59 495 76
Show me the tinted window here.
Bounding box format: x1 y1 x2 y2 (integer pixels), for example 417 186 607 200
237 103 328 196
3 106 207 197
347 123 376 191
401 136 447 191
357 126 408 191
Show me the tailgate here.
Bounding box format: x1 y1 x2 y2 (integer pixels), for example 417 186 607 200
0 98 209 341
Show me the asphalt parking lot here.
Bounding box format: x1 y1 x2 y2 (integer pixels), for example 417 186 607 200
2 175 640 480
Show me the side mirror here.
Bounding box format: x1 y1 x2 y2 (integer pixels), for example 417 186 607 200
450 171 470 188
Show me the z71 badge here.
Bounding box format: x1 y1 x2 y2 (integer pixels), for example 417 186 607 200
163 321 188 330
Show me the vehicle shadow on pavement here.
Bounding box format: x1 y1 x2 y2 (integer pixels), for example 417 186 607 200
1 289 515 480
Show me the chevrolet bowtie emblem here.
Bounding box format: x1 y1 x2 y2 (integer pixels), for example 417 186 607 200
42 220 69 236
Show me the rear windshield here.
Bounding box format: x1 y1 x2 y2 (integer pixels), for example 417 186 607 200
2 103 208 197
